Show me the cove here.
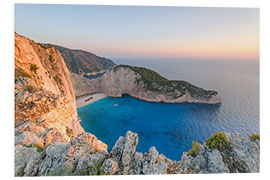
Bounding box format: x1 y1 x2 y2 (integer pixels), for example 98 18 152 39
78 95 226 160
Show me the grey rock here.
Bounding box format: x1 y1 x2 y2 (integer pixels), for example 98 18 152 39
15 131 260 176
207 149 228 173
101 158 119 175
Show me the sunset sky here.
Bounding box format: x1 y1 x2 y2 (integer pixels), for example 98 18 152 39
15 4 259 60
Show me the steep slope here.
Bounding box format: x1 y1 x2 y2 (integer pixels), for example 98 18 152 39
15 33 75 104
71 65 221 104
14 32 84 136
53 45 115 74
70 73 102 98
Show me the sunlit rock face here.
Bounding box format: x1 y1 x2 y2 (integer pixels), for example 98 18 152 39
14 33 83 134
71 66 222 104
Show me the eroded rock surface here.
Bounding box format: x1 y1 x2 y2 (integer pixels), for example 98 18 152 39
71 66 221 104
15 130 259 176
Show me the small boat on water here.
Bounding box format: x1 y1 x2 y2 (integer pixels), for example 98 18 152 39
114 104 119 107
85 96 93 102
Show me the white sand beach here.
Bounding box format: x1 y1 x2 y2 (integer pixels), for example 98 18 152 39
76 93 107 108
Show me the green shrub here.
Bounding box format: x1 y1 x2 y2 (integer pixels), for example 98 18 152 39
89 160 105 176
247 134 260 141
118 65 167 82
187 141 200 157
206 132 230 150
116 65 217 99
30 64 39 74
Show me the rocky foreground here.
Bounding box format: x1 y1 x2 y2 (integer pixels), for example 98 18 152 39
71 65 222 104
15 130 260 176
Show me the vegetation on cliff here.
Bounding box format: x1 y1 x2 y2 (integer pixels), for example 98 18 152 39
117 65 218 100
206 132 230 150
187 141 200 157
247 134 260 141
53 45 115 74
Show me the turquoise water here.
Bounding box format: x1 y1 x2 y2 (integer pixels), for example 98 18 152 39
78 59 259 160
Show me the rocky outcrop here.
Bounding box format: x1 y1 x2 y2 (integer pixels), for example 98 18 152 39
15 33 75 104
15 77 84 147
15 131 259 176
71 66 221 104
180 133 260 173
101 131 173 175
14 77 107 176
15 133 107 176
14 33 83 133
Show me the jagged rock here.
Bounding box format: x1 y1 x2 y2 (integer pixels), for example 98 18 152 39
74 151 107 175
38 142 69 175
15 145 38 176
101 131 173 175
140 147 171 174
206 149 228 173
181 133 260 174
75 133 107 153
101 158 119 175
15 132 109 176
108 131 138 174
15 131 260 176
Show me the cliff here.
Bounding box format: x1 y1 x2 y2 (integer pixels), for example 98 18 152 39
15 131 259 176
71 65 221 104
14 33 84 140
53 45 115 74
15 33 75 104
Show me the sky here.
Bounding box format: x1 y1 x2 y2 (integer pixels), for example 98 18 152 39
15 4 259 60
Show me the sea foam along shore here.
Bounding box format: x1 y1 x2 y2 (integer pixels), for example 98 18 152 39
76 93 107 108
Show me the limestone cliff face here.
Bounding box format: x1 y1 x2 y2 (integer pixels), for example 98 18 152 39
70 73 102 97
15 33 74 103
14 33 84 135
71 66 221 104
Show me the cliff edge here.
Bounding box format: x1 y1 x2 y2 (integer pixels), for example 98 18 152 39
71 65 221 104
15 33 84 141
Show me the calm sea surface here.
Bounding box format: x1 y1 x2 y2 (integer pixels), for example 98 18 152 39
78 58 259 160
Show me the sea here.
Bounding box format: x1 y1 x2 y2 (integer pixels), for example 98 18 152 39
77 58 259 160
